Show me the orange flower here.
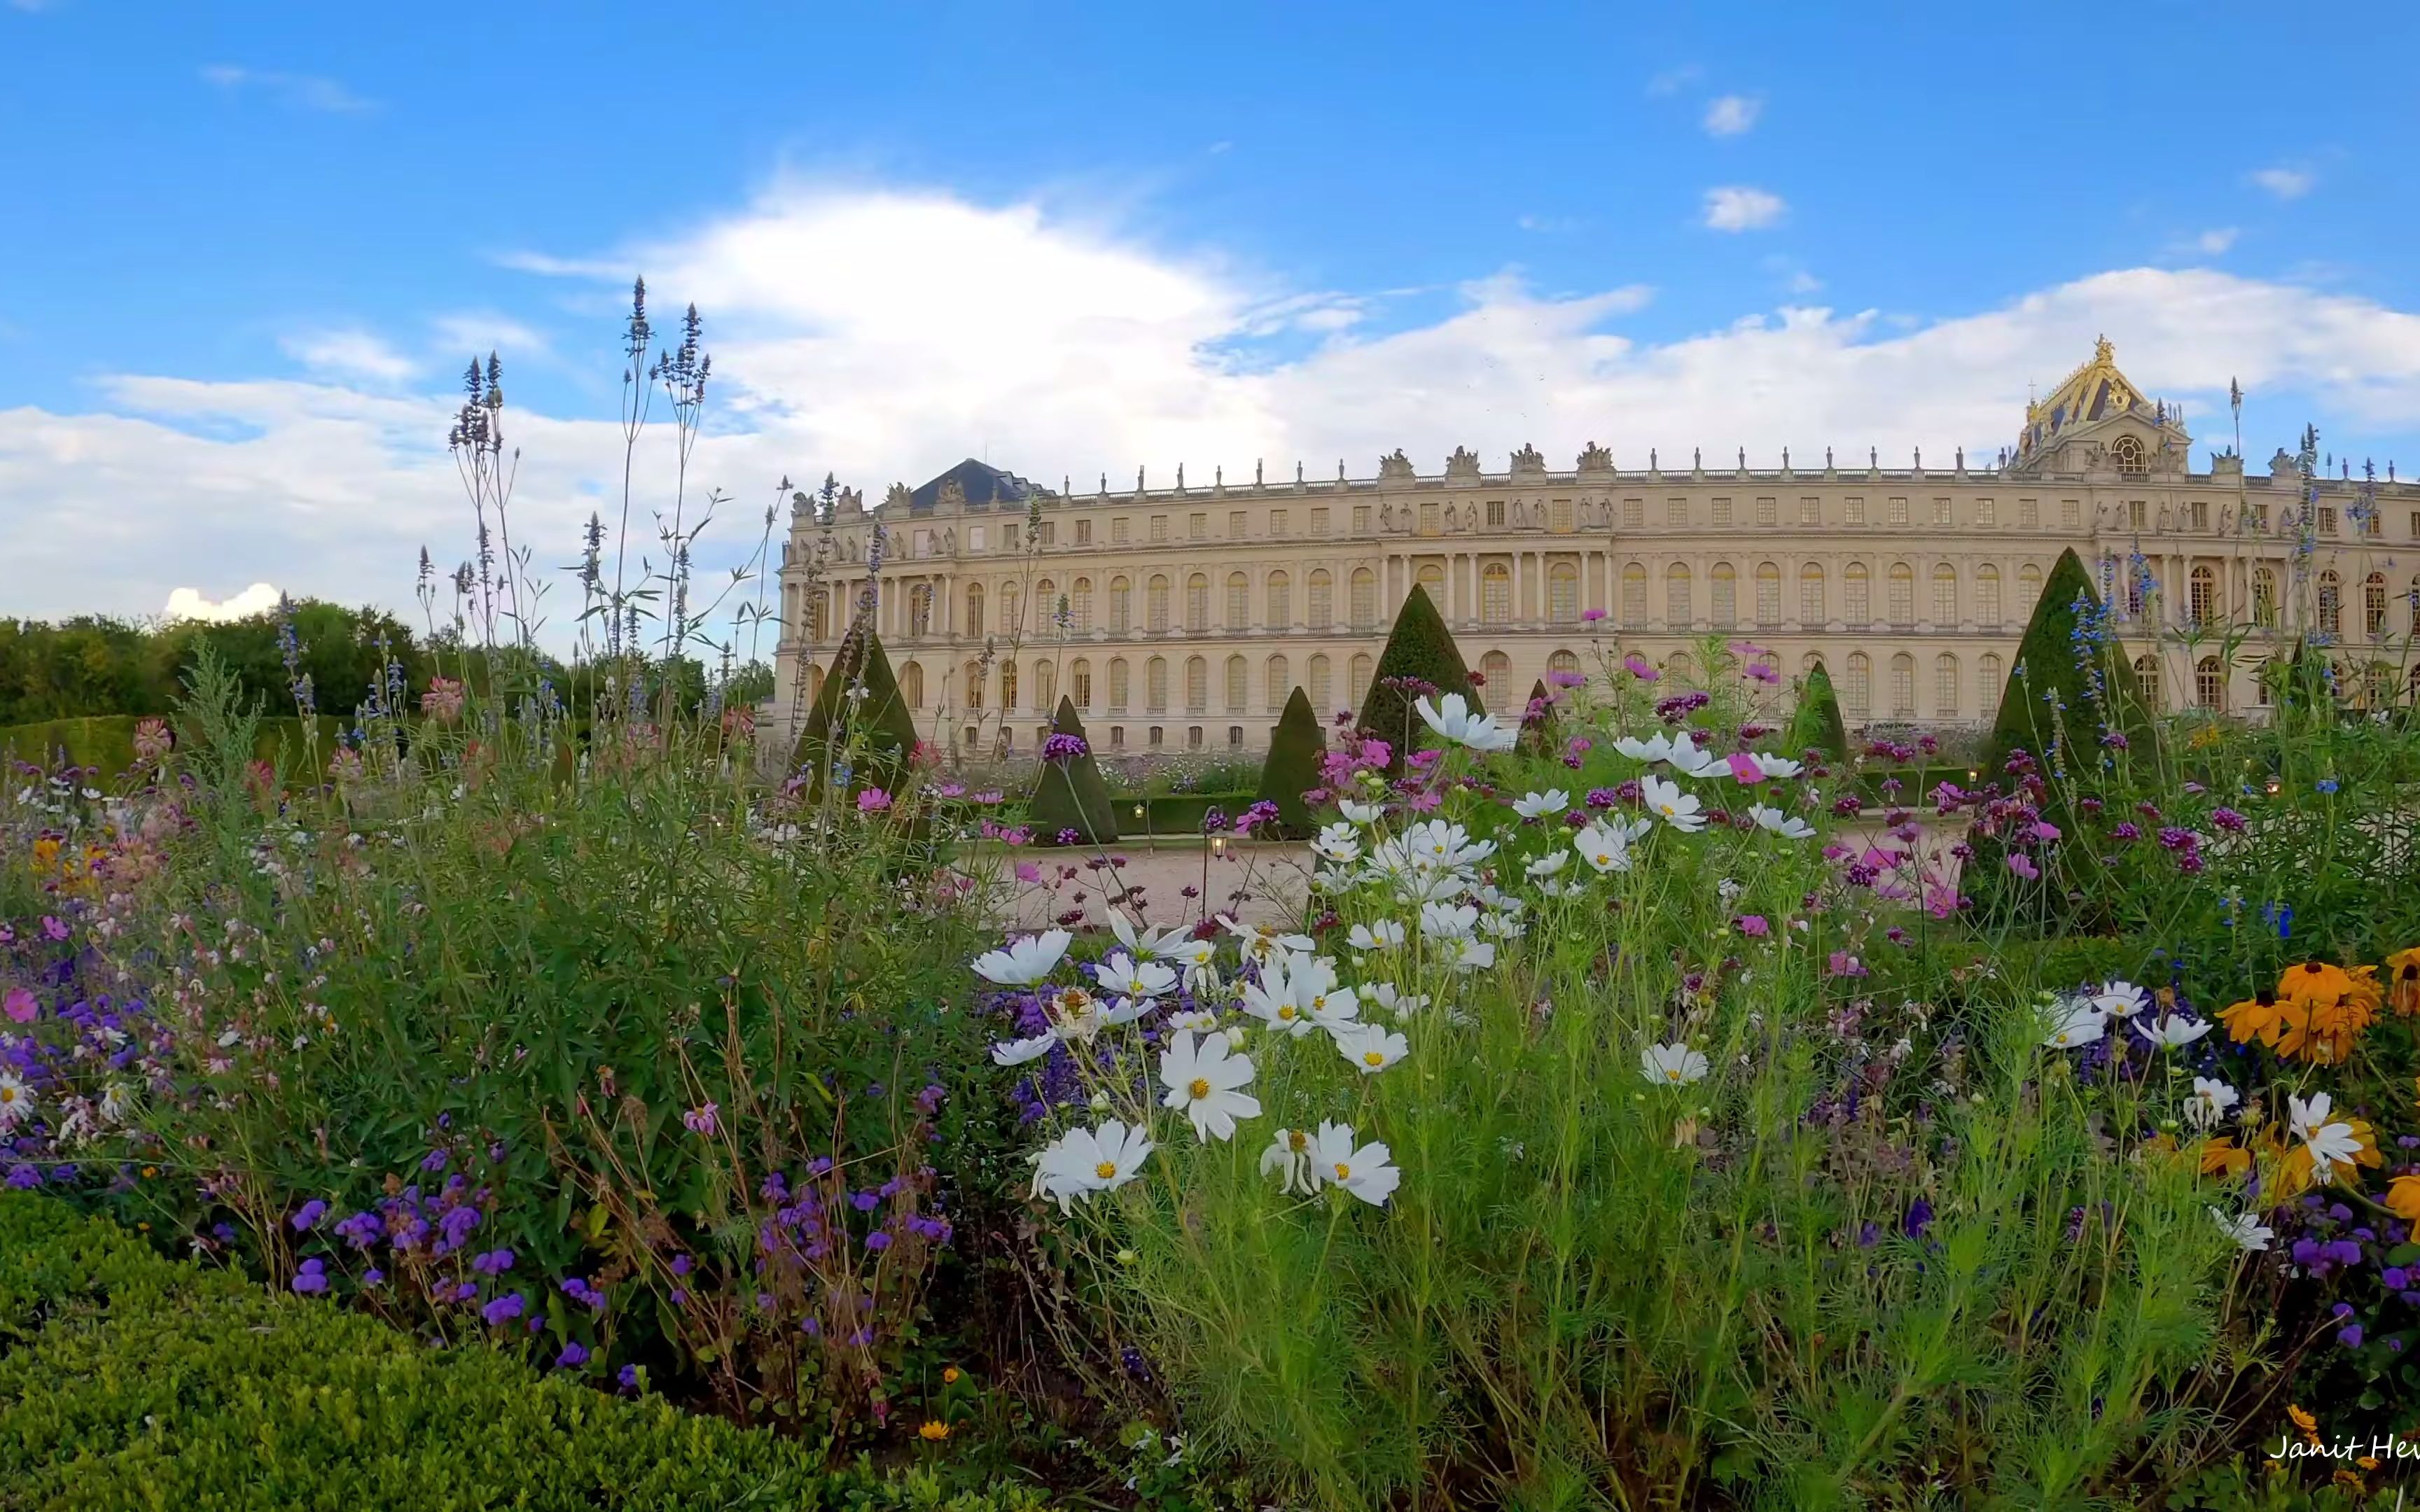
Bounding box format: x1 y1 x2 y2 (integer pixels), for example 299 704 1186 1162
2386 1175 2420 1223
2220 990 2295 1048
2279 991 2377 1063
2386 948 2420 1016
919 1420 952 1441
2198 1137 2252 1178
2276 1117 2382 1200
941 1366 962 1385
2280 960 2362 1005
2289 1404 2318 1434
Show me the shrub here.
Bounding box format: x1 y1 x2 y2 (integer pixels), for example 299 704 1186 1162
0 1197 1048 1511
1253 687 1326 839
1516 678 1559 758
1784 658 1848 762
793 625 923 795
1028 696 1118 844
1351 585 1474 770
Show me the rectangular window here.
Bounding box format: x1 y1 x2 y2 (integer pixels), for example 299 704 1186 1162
1270 508 1289 536
1112 517 1130 544
1487 498 1506 528
1624 498 1644 529
1976 498 1996 528
1933 498 1952 526
2318 505 2338 534
2061 498 2080 529
1550 498 1573 532
2365 507 2381 536
1189 512 1208 540
1109 726 1124 748
1711 497 1732 527
2410 509 2420 538
1755 496 1776 527
2190 500 2209 531
1667 498 1688 527
2254 503 2270 531
1038 522 1056 545
1075 519 1092 545
1150 515 1168 542
1228 510 1246 538
1845 496 1866 526
1310 506 1329 535
1352 505 1371 533
2019 497 2038 528
1888 496 1910 526
1420 501 1440 533
1800 496 1820 526
2129 500 2146 531
970 526 988 552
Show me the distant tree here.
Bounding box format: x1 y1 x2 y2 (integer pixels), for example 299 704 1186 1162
1352 584 1476 771
1028 696 1118 844
1253 687 1328 839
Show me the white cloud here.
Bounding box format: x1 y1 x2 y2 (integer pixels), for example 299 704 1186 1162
1517 214 1580 233
9 185 2420 638
1702 95 1762 137
2195 227 2240 256
201 64 375 114
281 329 417 385
1703 186 1786 232
164 583 284 623
2249 165 2314 200
1645 64 1703 97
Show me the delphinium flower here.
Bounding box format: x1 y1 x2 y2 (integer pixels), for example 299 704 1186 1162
290 1259 329 1295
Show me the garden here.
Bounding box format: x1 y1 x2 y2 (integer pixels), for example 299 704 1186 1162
6 328 2420 1511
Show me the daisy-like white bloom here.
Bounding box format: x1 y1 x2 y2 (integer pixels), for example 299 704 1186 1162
0 1071 33 1128
1640 775 1706 833
2184 1076 2239 1130
1745 804 1816 840
1260 1127 1316 1194
1043 985 1102 1043
1335 1022 1410 1074
1387 869 1470 907
1611 732 1675 763
1349 919 1407 951
1223 915 1316 967
1641 1042 1709 1086
1108 913 1194 962
1662 736 1727 779
1034 1121 1154 1212
1290 955 1363 1035
1511 789 1571 820
2289 1091 2363 1182
1419 900 1480 941
1525 850 1571 881
1164 1007 1219 1033
1309 1121 1402 1206
973 929 1074 986
2140 1014 2213 1050
1365 983 1431 1019
2210 1207 2274 1252
1396 819 1497 872
1158 1030 1262 1142
1239 957 1320 1038
1573 820 1636 873
2091 981 2150 1018
1414 692 1518 752
1163 936 1221 991
2040 1000 2108 1049
1094 952 1178 1003
1477 910 1525 940
1746 752 1802 780
989 1032 1059 1066
97 1082 134 1124
1311 824 1363 864
1337 799 1386 826
1451 937 1498 972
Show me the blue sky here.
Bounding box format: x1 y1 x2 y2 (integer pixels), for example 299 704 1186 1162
5 0 2419 634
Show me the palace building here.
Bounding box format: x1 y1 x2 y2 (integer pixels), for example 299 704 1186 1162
771 340 2420 757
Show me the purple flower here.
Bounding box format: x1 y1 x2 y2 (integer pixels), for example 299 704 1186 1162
866 1231 894 1252
1903 1199 1934 1239
2211 806 2246 832
554 1341 590 1370
2006 853 2040 881
857 788 893 813
682 1102 720 1137
291 1200 328 1232
482 1292 526 1326
1041 733 1090 763
290 1259 328 1296
471 1247 516 1276
618 1364 640 1390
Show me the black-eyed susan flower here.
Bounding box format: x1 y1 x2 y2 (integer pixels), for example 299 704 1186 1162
2386 948 2420 1016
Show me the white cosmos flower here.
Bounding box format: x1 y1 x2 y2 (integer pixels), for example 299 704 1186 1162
1398 819 1496 870
1309 1122 1401 1206
1034 1121 1154 1212
0 1071 33 1128
1419 901 1480 941
1746 804 1816 840
2211 1207 2274 1252
1746 752 1803 780
1611 733 1673 763
1042 986 1102 1043
1223 915 1316 965
1536 877 1573 898
1164 1007 1219 1033
973 930 1074 986
989 1033 1059 1067
1338 799 1386 825
2140 1014 2213 1050
98 1082 134 1124
1311 824 1363 864
1239 958 1320 1038
1451 937 1497 972
1312 864 1358 894
1662 736 1727 779
1260 1127 1316 1194
1108 913 1193 962
2289 1091 2363 1182
1389 869 1471 906
1573 821 1636 873
1158 1030 1262 1142
1525 850 1571 880
1164 936 1221 990
1414 692 1518 752
1641 1042 1709 1086
1365 983 1430 1019
2091 981 2151 1018
1511 789 1570 819
2185 1077 2239 1130
1099 996 1157 1026
1349 919 1407 951
1094 953 1178 1003
2040 1000 2108 1049
1640 776 1706 833
1335 1022 1410 1074
1478 911 1525 940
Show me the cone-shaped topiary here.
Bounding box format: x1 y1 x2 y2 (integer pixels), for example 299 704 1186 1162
791 625 922 798
1353 584 1477 771
1785 659 1849 762
1517 677 1560 758
1253 686 1328 839
1027 695 1119 845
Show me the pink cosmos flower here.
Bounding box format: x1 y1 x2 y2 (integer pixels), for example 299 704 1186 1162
2029 821 2061 843
1622 654 1662 682
2007 853 2040 880
681 1103 720 1137
1827 951 1869 979
1736 915 1770 938
1745 662 1780 685
1580 608 1607 622
41 917 67 942
1014 862 1043 884
1725 752 1765 785
857 788 893 813
3 986 35 1023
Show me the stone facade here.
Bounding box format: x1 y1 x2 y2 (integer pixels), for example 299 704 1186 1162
772 341 2420 757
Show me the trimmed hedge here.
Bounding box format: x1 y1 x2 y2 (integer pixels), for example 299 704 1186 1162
1027 697 1118 844
1354 584 1475 772
1253 687 1326 839
0 1198 1048 1511
792 626 922 796
0 714 347 785
1785 660 1849 762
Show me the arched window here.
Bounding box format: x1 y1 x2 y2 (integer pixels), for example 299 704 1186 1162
1185 655 1208 713
1482 563 1511 624
1225 654 1246 712
1267 570 1291 629
1845 652 1872 719
1548 648 1580 678
1755 561 1781 626
908 583 933 637
805 588 831 642
1888 562 1915 626
900 661 924 707
1109 577 1132 633
1034 580 1056 634
1185 574 1209 633
1108 657 1129 711
1977 564 2002 628
1934 653 1959 718
1622 563 1648 627
1800 563 1826 624
2189 565 2216 625
1146 656 1169 712
2367 662 2396 710
1979 652 2003 718
1889 652 1915 718
1710 562 1737 629
1265 655 1289 713
1350 568 1377 628
1666 563 1692 626
1001 584 1022 636
1309 570 1334 630
1349 652 1373 708
805 665 826 706
1548 561 1580 622
963 661 985 710
1416 561 1445 601
1071 658 1092 709
1931 563 1957 625
1662 650 1695 684
2365 572 2388 636
2317 570 2342 636
1845 562 1871 623
1071 578 1093 634
1147 575 1171 633
964 583 986 638
1308 654 1332 713
1227 572 1250 629
2112 434 2147 475
2195 655 2225 711
1034 659 1055 711
1480 650 1512 690
1000 659 1020 711
2134 654 2162 711
2251 568 2276 628
2019 563 2043 615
